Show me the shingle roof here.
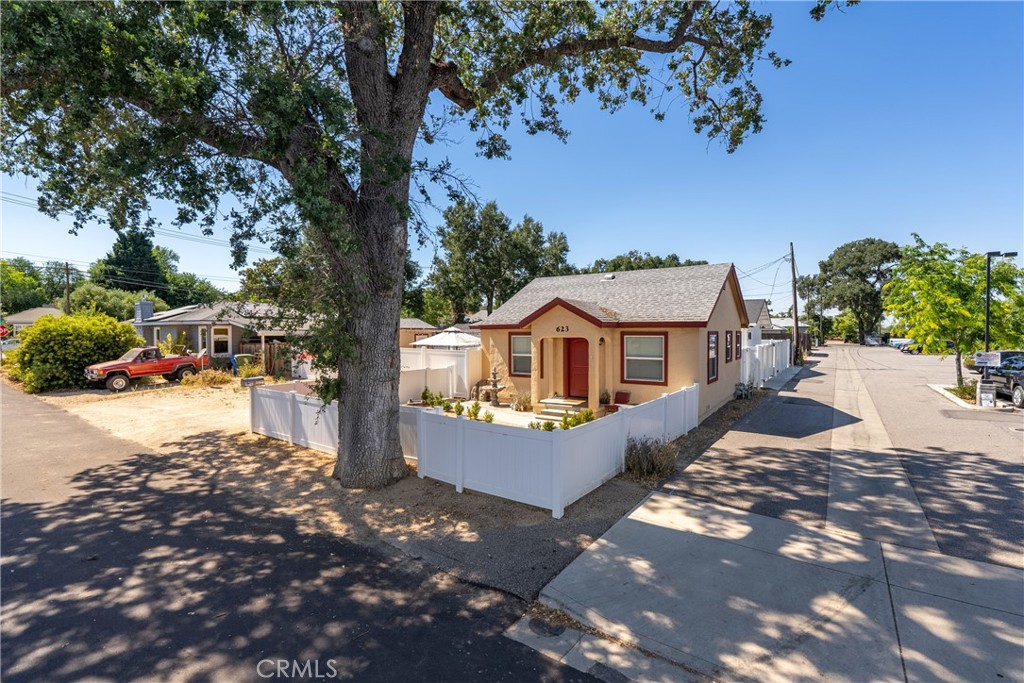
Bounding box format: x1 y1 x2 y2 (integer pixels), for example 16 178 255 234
480 263 737 327
744 299 767 323
6 305 64 324
400 318 437 329
138 301 279 327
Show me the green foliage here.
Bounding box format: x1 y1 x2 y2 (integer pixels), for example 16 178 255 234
884 234 1023 387
583 251 707 274
832 310 859 343
8 313 143 393
560 409 597 429
0 261 48 314
817 239 902 343
453 400 464 416
180 369 234 387
600 390 611 405
430 200 574 318
947 380 978 402
68 282 168 321
157 331 189 356
236 359 264 379
541 420 556 432
482 411 494 423
624 437 678 483
92 228 168 293
421 387 433 403
466 400 482 421
441 400 453 413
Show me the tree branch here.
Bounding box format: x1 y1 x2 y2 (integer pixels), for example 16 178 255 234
431 2 703 111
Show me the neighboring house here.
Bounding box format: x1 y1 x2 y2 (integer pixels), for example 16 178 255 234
132 300 286 360
474 263 749 421
6 305 64 335
743 299 775 330
399 318 438 347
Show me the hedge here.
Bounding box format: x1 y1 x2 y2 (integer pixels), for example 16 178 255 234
7 314 144 393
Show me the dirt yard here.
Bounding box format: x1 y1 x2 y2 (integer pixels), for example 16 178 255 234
33 381 769 599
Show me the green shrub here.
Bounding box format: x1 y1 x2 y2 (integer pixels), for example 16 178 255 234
454 401 464 416
157 331 189 356
947 380 977 402
180 369 234 387
528 421 540 430
8 314 143 393
466 400 481 420
541 420 555 432
624 437 677 482
559 409 597 429
421 387 433 402
237 360 264 379
483 411 494 423
442 400 453 413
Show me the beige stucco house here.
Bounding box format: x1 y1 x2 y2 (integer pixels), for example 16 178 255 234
399 318 438 348
474 263 749 421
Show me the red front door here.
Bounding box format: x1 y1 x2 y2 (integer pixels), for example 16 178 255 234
565 338 589 398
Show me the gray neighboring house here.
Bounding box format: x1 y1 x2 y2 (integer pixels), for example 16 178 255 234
132 300 286 360
6 305 64 335
743 299 776 330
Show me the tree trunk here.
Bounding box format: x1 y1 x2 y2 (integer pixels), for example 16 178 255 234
954 350 964 388
331 240 408 489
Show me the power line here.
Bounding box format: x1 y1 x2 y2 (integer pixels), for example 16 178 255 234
0 250 241 283
1 190 276 256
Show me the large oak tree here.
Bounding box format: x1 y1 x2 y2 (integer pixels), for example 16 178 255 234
2 1 848 488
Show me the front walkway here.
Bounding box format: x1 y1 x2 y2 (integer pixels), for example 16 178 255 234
511 347 1024 682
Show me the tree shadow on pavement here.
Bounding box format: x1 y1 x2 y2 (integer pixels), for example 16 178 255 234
0 447 591 683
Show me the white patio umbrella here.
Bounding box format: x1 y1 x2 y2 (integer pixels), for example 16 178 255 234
410 326 481 349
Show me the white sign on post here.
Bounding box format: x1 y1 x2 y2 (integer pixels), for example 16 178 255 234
975 352 1002 367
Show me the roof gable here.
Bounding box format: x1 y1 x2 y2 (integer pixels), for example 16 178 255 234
480 263 741 328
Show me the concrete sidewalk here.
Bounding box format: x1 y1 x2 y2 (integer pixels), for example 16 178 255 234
530 493 1022 682
513 351 1024 682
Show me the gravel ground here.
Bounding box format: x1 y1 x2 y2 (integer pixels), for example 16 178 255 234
28 379 767 598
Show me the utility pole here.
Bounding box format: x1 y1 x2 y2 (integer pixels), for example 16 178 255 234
790 242 800 364
64 262 72 314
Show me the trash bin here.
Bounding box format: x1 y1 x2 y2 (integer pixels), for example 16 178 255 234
977 380 997 407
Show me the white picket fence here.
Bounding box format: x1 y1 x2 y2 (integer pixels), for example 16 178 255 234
741 339 791 387
250 382 699 518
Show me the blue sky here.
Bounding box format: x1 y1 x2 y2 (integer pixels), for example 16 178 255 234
2 1 1022 308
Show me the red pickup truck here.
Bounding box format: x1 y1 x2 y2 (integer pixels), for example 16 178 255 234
85 346 209 391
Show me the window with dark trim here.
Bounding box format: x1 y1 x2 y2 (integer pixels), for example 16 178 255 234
510 334 531 376
622 334 666 383
708 331 719 384
725 330 733 363
735 330 742 360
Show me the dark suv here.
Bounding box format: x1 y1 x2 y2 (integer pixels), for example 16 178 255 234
969 349 1024 374
988 356 1024 408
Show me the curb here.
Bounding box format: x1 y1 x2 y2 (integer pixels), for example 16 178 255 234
927 384 1015 412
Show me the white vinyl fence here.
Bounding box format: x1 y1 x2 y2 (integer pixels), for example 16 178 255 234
741 339 791 387
251 382 699 518
400 347 482 399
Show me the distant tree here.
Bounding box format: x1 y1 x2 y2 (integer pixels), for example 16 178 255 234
93 229 168 294
237 258 285 304
818 238 901 344
796 273 833 342
37 261 85 303
5 257 39 280
68 282 168 322
583 250 707 273
0 261 47 314
418 288 454 328
431 201 573 318
832 310 859 343
401 256 428 321
885 235 1023 387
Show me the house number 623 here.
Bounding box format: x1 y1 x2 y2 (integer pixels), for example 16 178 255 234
555 325 569 332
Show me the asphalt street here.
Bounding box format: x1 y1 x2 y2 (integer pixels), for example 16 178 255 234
0 384 596 683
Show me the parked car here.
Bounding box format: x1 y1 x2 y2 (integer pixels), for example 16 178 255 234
864 335 883 346
902 340 955 355
85 346 209 392
969 349 1024 374
988 356 1024 408
889 338 912 349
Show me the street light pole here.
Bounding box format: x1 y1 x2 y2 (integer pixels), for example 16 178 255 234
983 250 1018 381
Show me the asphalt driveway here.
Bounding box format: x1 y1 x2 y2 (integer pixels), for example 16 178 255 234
1 385 594 683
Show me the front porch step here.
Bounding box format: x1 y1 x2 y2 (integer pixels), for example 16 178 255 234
538 397 587 420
